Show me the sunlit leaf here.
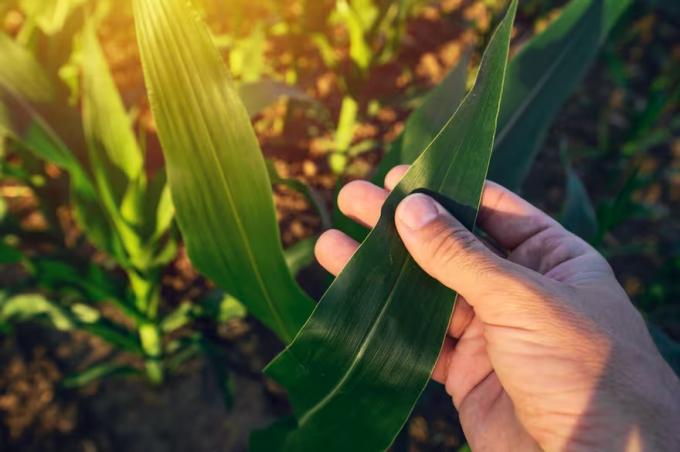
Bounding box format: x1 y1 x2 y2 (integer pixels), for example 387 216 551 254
82 25 143 182
81 22 147 264
263 2 516 450
0 293 75 330
0 286 143 354
133 0 313 342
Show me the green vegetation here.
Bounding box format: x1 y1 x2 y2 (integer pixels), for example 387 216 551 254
0 0 677 449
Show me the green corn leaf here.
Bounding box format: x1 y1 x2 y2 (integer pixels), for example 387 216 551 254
133 0 314 342
264 2 516 450
81 318 144 355
0 30 125 259
81 22 147 265
32 258 124 304
337 0 375 71
371 0 632 194
0 31 127 260
0 293 76 330
488 0 632 189
82 24 144 183
61 361 141 388
142 168 175 244
0 31 54 102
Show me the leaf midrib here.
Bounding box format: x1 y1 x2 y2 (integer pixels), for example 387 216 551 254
297 254 411 426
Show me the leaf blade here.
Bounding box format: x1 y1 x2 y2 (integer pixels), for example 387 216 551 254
133 0 313 341
488 0 632 189
264 2 517 449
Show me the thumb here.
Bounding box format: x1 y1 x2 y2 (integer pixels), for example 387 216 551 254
394 193 533 306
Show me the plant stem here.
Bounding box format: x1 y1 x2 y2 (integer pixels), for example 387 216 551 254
331 95 359 174
128 269 164 384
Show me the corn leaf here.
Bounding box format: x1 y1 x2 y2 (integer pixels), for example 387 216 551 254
82 24 144 183
0 31 125 259
0 31 54 102
142 168 175 248
133 0 314 342
488 0 632 189
61 361 141 388
0 293 75 330
372 0 632 193
81 23 149 265
264 2 516 450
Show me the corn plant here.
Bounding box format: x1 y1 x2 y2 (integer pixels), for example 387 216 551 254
0 9 177 384
0 0 329 388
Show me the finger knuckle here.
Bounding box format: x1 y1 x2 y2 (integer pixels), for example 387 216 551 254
427 221 498 277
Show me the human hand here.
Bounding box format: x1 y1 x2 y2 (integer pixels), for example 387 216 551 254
315 165 680 451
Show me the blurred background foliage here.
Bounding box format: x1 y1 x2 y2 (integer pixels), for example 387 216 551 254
0 0 678 450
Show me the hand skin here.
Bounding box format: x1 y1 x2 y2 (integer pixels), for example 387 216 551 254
315 165 680 452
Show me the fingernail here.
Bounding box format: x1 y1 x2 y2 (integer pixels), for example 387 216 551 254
397 193 440 230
